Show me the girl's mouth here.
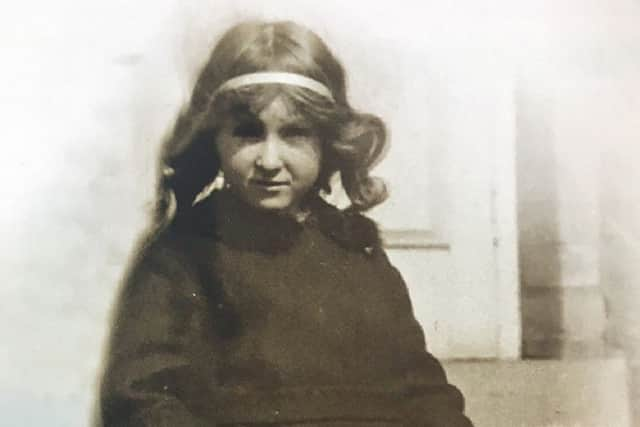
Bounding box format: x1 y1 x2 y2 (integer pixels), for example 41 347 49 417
250 178 290 188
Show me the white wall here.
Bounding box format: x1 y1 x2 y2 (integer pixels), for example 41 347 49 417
512 2 640 422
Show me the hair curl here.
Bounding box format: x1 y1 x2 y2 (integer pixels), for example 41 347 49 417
154 20 388 228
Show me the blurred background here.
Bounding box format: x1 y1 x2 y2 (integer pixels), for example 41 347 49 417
1 0 639 425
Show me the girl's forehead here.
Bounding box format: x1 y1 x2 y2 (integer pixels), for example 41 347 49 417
259 97 304 122
226 96 307 125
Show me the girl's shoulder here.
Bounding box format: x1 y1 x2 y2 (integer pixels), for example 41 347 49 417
311 197 383 253
125 224 210 284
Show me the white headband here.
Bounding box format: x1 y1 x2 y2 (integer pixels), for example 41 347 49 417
212 72 335 102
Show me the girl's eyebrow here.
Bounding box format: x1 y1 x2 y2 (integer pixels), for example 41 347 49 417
222 113 261 130
279 116 312 127
234 116 262 125
229 110 260 123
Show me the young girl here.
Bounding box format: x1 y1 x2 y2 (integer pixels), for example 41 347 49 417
99 20 473 427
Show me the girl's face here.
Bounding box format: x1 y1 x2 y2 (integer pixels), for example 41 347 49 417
216 97 323 215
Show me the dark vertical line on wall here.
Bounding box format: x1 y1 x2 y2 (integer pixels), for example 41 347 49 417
515 78 564 358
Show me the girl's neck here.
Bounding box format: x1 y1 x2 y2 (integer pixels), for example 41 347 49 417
215 189 313 224
209 189 310 252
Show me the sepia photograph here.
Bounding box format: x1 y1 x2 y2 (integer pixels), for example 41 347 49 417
1 1 639 426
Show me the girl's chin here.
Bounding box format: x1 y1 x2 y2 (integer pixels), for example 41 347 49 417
229 186 306 216
247 195 298 214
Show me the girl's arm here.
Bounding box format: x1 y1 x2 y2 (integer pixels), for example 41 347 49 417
99 234 214 427
377 250 474 427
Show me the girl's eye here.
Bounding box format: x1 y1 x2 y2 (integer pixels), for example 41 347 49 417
232 121 264 139
280 125 314 139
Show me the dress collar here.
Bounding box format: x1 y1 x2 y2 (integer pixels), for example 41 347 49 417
172 189 382 254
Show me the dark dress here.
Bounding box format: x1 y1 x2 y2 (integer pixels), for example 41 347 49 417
99 191 473 426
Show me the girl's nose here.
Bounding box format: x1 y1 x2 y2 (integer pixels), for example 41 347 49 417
255 137 284 171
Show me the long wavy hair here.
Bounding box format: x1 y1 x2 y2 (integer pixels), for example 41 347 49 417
154 20 389 229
